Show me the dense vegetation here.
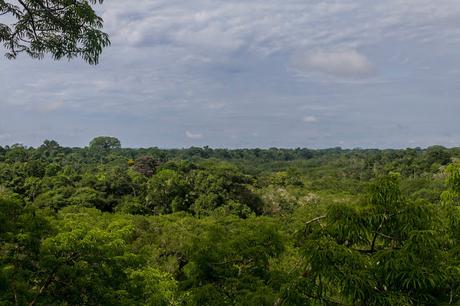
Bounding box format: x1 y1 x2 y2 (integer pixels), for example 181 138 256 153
1 137 459 305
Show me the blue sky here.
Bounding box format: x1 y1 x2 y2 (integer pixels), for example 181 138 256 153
1 0 460 148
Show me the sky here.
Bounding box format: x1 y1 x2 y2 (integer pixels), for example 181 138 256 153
1 0 460 148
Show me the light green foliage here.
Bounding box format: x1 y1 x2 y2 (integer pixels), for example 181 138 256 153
441 163 460 206
68 187 107 210
439 164 460 304
0 190 51 305
146 169 190 214
1 205 179 305
258 186 298 215
128 267 178 306
33 187 73 211
279 174 458 305
133 214 284 305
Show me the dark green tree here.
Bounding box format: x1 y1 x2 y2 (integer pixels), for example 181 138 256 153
89 136 121 151
0 0 109 64
181 217 284 305
0 189 51 306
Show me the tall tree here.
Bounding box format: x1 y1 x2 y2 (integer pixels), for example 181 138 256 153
89 136 121 151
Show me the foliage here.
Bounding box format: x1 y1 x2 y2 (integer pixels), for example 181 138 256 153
278 175 457 305
132 155 162 177
0 139 459 304
0 0 109 64
89 136 122 151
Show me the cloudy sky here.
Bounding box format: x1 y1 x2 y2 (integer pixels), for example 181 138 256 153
1 0 460 148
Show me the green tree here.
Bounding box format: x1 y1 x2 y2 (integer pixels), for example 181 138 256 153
68 187 108 210
188 164 263 216
440 164 460 302
277 174 458 305
181 216 284 305
4 144 27 162
145 169 190 214
441 163 460 206
0 189 51 306
89 136 121 151
0 0 109 64
424 145 452 167
1 203 180 305
39 140 62 160
0 145 5 160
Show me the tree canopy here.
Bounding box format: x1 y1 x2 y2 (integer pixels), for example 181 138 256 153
0 141 459 305
89 136 121 151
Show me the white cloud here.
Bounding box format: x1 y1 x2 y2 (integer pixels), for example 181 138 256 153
185 131 204 139
293 50 374 78
302 115 318 123
101 0 460 57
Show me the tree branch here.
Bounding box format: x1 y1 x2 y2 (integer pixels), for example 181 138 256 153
17 0 38 37
305 215 327 225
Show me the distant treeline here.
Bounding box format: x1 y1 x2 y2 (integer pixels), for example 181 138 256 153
0 137 456 168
